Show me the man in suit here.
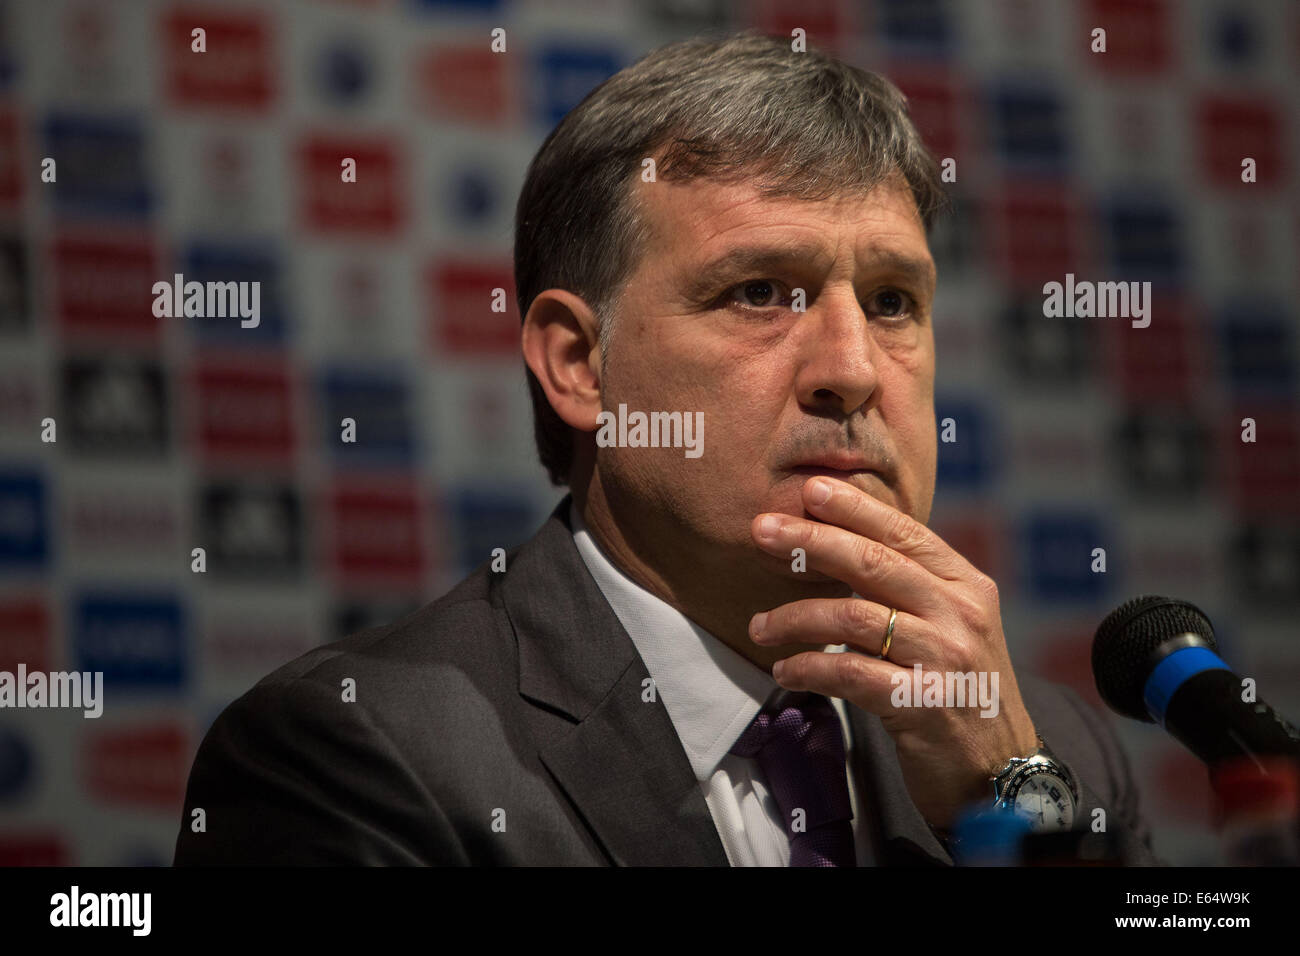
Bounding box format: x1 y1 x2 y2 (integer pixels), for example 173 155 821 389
174 31 1160 866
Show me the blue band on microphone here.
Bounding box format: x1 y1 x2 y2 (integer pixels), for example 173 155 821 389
1143 647 1230 725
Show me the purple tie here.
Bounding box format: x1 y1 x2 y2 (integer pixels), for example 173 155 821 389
729 691 856 866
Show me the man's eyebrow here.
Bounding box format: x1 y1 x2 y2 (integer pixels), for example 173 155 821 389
863 249 937 289
683 241 830 299
682 240 936 300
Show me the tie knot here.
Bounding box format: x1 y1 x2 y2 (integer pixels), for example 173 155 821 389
729 692 840 759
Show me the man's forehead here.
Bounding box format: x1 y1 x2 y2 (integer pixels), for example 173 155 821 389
634 175 929 267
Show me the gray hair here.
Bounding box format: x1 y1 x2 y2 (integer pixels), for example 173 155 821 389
514 29 948 486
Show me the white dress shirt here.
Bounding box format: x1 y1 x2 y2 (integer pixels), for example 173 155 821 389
571 507 875 866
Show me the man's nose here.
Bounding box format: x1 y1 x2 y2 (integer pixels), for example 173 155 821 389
793 289 880 417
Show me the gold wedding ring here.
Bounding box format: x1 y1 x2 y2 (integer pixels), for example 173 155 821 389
880 607 897 660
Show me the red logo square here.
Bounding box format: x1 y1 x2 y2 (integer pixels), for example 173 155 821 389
1197 94 1284 189
52 231 160 341
299 135 404 235
1083 0 1173 74
327 478 427 585
0 597 50 672
991 184 1088 290
428 258 519 355
1221 403 1300 516
415 45 511 125
191 356 296 465
83 723 189 810
162 7 275 111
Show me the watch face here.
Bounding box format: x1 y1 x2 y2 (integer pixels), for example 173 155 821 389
1007 770 1075 830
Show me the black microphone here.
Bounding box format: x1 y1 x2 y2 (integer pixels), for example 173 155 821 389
1092 595 1300 765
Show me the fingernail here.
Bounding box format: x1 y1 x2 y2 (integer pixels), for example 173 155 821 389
772 660 785 681
750 612 768 640
757 515 783 538
806 478 832 506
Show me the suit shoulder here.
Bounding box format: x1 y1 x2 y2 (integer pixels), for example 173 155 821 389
1017 672 1110 735
249 561 514 698
1019 671 1133 801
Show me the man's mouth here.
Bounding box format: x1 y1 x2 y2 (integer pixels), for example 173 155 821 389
787 464 880 478
786 451 884 477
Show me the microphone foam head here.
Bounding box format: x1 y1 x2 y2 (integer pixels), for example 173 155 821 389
1092 595 1216 721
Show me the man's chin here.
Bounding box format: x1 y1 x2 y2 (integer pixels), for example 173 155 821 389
751 548 854 593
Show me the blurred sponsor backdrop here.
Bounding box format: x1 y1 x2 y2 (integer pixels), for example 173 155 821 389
0 0 1296 865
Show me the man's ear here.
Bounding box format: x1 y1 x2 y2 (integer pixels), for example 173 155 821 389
521 289 603 432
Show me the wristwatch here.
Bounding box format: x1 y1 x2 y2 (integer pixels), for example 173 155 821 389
928 736 1080 855
989 735 1079 832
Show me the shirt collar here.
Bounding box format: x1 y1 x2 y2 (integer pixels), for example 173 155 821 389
570 505 781 782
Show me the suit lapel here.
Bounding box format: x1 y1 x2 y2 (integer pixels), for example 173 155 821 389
500 496 729 866
845 703 953 866
536 661 731 865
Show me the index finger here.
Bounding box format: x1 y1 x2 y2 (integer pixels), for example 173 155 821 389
800 475 970 581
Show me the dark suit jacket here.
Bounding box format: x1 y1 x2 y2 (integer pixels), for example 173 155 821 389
173 495 1161 865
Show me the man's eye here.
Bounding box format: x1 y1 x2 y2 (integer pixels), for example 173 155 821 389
726 279 791 310
867 288 913 319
